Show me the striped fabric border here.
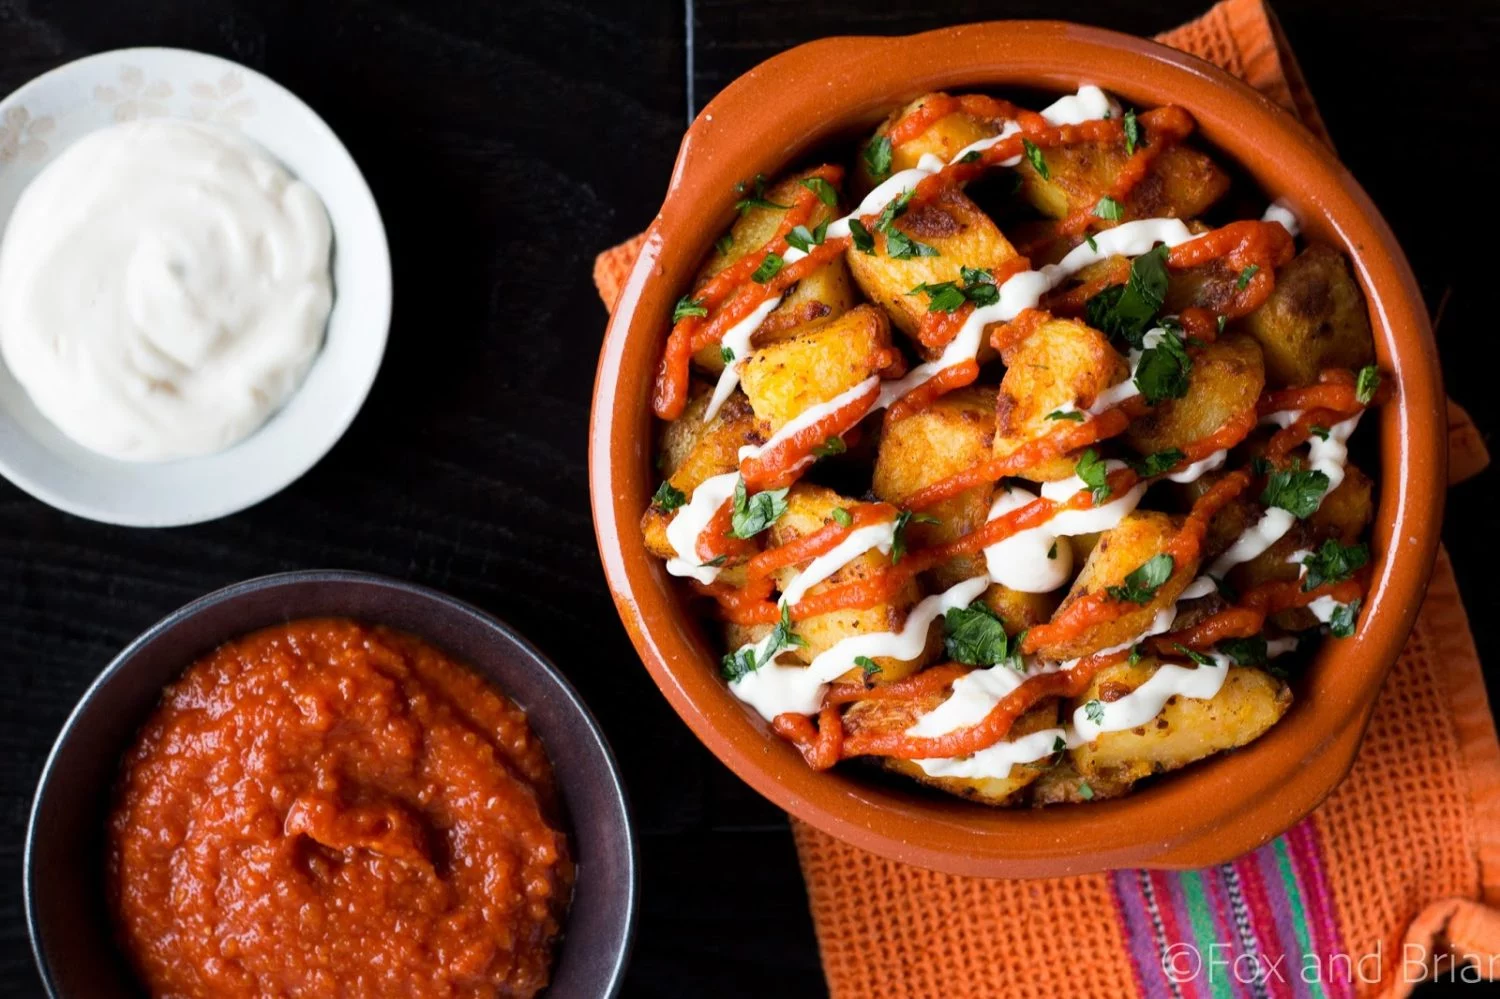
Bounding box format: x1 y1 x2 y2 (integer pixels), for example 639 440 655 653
1112 819 1354 998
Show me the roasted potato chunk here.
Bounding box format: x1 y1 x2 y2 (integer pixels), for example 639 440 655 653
1019 141 1229 222
642 390 767 560
738 304 893 431
769 484 928 682
993 317 1128 481
1028 755 1134 805
1032 512 1198 661
845 185 1023 345
845 697 1058 806
1125 334 1265 456
1069 657 1291 783
854 94 1001 191
1241 244 1375 388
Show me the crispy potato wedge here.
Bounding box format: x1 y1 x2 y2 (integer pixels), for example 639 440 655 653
982 584 1063 632
994 316 1128 481
738 304 893 431
844 697 1057 806
642 390 767 560
1125 334 1265 456
845 185 1023 345
1028 754 1135 805
854 94 1002 192
1242 244 1375 388
1070 657 1291 783
769 484 929 683
1032 512 1198 661
1018 141 1229 222
691 260 860 375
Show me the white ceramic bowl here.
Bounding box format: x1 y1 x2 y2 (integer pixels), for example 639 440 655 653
0 48 390 526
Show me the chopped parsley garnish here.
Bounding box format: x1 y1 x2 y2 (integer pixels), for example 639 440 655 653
1083 699 1105 724
1173 643 1218 666
1022 138 1049 180
1128 644 1144 665
734 173 790 214
1260 467 1330 519
849 218 875 254
1093 196 1124 221
1074 448 1112 504
721 604 807 682
1047 409 1086 422
673 296 708 322
1048 541 1059 560
959 266 1000 306
715 233 734 255
1355 365 1381 405
1053 735 1067 753
720 345 736 364
701 555 728 568
1134 328 1194 404
1106 553 1175 604
799 176 838 207
1129 448 1186 478
864 135 893 180
784 218 830 253
1123 109 1141 155
1235 264 1260 291
652 481 686 512
813 436 847 459
886 228 940 259
959 150 982 164
1219 635 1268 667
1085 244 1170 348
1213 575 1239 602
751 252 785 284
1309 425 1330 441
943 603 1022 670
728 479 789 539
855 655 882 677
874 189 912 231
1329 598 1362 639
1216 314 1227 335
910 269 998 312
1085 234 1099 252
1078 781 1096 801
830 507 853 527
890 509 939 564
1301 538 1369 592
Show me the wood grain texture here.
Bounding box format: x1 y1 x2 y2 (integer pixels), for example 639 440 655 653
0 1 1493 996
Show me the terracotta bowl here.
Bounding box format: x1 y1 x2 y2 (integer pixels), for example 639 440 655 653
589 21 1444 877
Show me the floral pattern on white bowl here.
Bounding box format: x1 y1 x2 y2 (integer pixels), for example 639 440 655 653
0 108 55 164
93 65 174 121
189 70 257 125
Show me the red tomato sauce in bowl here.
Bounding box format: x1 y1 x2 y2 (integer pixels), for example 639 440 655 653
107 618 573 998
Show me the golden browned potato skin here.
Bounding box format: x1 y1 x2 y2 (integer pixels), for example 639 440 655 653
1241 244 1376 388
845 185 1023 346
1069 657 1292 784
1032 512 1200 662
642 390 768 560
738 304 893 431
1027 754 1134 805
1125 334 1265 456
769 484 931 683
993 317 1128 481
1018 141 1229 222
843 696 1059 805
852 94 1002 194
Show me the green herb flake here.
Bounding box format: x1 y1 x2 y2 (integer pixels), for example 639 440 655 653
1219 635 1268 667
1093 196 1124 221
652 481 686 512
1301 538 1370 592
720 345 736 365
799 176 839 207
1123 109 1141 155
849 219 875 254
1053 735 1067 753
1083 699 1105 724
1261 467 1331 519
1309 425 1330 441
1129 447 1186 478
959 150 982 164
784 218 830 253
1106 553 1175 604
1235 264 1261 291
1078 781 1096 801
1128 644 1144 665
1329 598 1362 639
864 135 893 180
1047 409 1086 422
734 173 790 214
1086 234 1099 252
943 603 1021 670
960 266 999 307
1048 541 1059 560
910 281 968 313
728 478 789 539
673 296 708 323
1216 314 1227 335
1173 643 1218 666
813 436 847 459
715 233 734 255
830 507 853 527
1134 329 1194 404
1074 448 1112 505
855 655 882 677
1085 244 1170 348
890 509 939 564
751 252 785 284
1022 138 1049 180
884 227 940 260
1355 365 1381 405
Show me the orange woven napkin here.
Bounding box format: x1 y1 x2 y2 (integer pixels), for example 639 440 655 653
592 2 1499 994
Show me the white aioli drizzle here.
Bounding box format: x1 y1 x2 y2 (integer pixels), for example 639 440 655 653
1070 650 1233 741
983 487 1073 593
664 471 740 583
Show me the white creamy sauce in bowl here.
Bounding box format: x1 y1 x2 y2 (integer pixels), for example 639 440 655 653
0 119 333 462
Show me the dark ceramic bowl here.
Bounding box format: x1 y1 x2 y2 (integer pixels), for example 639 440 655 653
25 571 636 998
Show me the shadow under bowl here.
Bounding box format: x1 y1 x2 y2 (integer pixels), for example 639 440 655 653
25 570 636 998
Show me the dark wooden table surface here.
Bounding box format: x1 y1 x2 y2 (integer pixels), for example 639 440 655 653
0 1 1494 996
